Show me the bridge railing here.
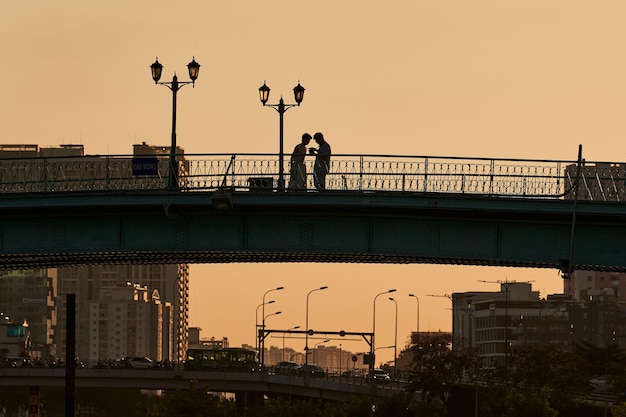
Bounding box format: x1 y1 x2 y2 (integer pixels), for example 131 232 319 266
0 153 623 200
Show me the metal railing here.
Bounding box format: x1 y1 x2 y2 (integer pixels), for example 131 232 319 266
0 153 624 200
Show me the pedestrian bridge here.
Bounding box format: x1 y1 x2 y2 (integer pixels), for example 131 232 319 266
0 368 406 402
0 152 625 272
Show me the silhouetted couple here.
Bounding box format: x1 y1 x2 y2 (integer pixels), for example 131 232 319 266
288 132 331 191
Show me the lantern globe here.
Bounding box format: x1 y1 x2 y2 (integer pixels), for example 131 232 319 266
259 82 270 105
187 57 200 82
293 82 305 105
150 59 163 83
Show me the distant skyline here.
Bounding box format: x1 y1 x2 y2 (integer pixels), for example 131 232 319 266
3 1 625 364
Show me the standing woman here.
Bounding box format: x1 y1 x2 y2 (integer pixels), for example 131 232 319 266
288 133 312 190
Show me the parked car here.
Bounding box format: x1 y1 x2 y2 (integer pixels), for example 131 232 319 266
366 368 391 384
121 356 155 369
274 361 301 375
300 364 326 377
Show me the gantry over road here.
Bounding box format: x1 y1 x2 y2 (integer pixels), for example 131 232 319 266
0 151 624 272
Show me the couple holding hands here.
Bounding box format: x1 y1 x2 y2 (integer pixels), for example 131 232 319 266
288 132 331 191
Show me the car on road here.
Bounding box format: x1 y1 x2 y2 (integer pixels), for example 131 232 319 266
300 364 326 377
274 361 301 375
121 356 155 369
366 368 391 384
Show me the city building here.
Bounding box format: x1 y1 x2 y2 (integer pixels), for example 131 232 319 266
0 269 56 359
0 312 30 358
84 284 172 361
56 262 188 365
451 279 626 366
188 328 229 349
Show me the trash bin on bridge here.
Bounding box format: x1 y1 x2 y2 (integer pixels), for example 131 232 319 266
248 177 274 191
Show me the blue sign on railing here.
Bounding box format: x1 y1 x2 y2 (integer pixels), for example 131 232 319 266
132 157 159 176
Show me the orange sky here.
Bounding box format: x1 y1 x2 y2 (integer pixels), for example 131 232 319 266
2 1 625 364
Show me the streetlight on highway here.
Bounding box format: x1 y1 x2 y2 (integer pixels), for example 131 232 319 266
258 81 305 191
261 287 284 365
408 293 420 342
312 339 330 364
282 325 300 362
372 289 396 372
428 293 454 347
261 311 281 368
150 57 200 190
305 286 328 367
256 300 275 354
389 297 398 376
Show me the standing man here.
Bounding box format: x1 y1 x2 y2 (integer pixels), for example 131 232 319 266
309 132 331 190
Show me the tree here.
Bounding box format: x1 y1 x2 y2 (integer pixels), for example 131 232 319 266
408 334 481 405
576 340 626 396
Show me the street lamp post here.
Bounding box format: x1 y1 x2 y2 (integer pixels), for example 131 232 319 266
261 287 284 366
150 57 200 190
312 339 330 364
261 311 281 367
427 293 454 345
408 293 420 343
305 286 328 367
282 325 300 362
389 297 398 377
372 289 396 373
256 300 274 356
258 81 305 191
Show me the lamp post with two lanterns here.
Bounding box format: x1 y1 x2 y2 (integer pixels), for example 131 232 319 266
258 81 305 191
150 57 200 190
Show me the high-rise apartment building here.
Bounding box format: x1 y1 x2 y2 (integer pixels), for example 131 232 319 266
56 264 187 364
85 284 172 361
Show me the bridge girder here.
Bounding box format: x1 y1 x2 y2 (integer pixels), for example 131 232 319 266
0 190 624 272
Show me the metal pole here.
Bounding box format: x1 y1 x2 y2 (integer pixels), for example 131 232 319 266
168 75 179 190
305 286 327 367
278 98 285 190
65 294 75 417
282 326 299 362
390 298 398 376
409 294 420 342
372 289 396 373
261 287 283 368
566 144 583 278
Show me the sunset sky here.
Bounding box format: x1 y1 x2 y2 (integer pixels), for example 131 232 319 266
2 1 626 365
